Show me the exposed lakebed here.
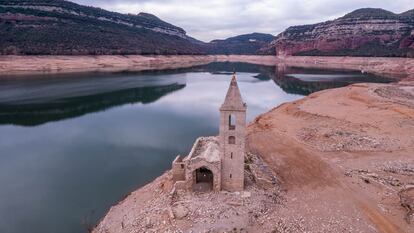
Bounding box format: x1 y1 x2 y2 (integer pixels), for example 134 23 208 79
0 62 393 233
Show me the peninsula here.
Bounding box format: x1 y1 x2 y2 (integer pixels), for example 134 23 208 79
93 76 414 233
0 1 413 233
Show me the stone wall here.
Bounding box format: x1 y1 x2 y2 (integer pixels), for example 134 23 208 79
172 155 185 182
185 157 221 192
219 109 246 191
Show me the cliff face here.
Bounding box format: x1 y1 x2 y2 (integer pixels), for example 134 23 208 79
0 0 203 55
272 8 414 57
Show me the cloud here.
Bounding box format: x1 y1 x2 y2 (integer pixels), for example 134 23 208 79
70 0 414 42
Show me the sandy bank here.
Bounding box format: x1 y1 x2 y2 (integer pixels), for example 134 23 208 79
0 55 218 76
94 81 414 232
1 55 413 80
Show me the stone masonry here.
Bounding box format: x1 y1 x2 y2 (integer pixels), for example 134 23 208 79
172 73 247 192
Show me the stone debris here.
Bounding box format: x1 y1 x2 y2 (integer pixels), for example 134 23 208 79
298 127 398 152
95 153 285 233
190 136 220 163
172 204 189 220
399 186 414 224
346 169 404 187
374 85 414 107
381 161 414 176
241 191 251 198
245 153 280 190
97 152 376 233
345 159 414 224
271 217 307 233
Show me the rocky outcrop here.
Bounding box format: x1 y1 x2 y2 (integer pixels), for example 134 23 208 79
271 8 414 57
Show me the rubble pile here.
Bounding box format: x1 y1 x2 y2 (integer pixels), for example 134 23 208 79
345 160 414 224
374 85 414 107
98 153 285 233
381 161 414 176
297 127 397 152
345 169 404 187
399 186 414 224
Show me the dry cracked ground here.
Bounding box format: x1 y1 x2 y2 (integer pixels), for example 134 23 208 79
94 81 414 233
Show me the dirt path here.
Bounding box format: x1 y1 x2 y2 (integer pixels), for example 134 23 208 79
247 129 337 189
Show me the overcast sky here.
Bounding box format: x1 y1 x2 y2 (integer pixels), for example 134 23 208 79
71 0 414 42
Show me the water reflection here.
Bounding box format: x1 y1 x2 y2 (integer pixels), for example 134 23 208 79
272 65 392 95
0 74 186 126
0 62 395 233
0 63 393 126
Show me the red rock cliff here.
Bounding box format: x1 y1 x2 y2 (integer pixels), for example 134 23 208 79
272 8 414 57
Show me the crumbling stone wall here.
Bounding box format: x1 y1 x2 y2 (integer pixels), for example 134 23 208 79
172 155 185 182
185 158 221 192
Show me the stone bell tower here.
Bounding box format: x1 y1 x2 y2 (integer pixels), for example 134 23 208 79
219 73 247 192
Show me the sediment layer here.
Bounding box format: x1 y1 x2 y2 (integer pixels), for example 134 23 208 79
1 55 414 81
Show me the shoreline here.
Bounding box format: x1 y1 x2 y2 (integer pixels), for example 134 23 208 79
1 55 413 80
93 81 414 232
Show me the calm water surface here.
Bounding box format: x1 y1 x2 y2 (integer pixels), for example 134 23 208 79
0 63 393 233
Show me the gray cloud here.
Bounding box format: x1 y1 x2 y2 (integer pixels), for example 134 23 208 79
71 0 414 42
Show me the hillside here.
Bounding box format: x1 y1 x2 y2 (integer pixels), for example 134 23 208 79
270 8 414 57
0 0 203 55
0 0 275 55
2 2 413 57
204 33 275 55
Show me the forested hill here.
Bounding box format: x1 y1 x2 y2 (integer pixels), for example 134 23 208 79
0 0 203 55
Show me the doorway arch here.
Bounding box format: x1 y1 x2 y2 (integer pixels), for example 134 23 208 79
192 167 214 192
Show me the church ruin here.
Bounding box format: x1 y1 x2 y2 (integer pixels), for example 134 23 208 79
172 73 247 192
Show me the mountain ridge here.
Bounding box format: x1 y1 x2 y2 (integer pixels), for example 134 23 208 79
205 33 275 55
269 7 414 57
1 1 414 57
0 0 204 55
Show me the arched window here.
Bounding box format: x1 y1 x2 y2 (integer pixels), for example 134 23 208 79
230 152 233 159
228 114 236 130
228 136 235 144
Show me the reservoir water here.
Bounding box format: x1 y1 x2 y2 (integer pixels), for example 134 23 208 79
0 62 393 233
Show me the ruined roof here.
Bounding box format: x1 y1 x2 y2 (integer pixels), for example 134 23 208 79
185 137 220 163
220 74 246 111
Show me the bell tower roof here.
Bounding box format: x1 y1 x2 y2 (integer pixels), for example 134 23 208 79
220 73 246 111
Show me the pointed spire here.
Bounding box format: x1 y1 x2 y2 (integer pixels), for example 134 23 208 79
220 73 246 111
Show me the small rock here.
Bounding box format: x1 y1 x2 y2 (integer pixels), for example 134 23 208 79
228 201 243 206
241 191 251 198
172 204 189 220
399 186 414 223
